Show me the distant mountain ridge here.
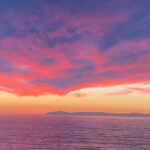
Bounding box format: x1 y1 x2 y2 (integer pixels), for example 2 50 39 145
46 111 150 117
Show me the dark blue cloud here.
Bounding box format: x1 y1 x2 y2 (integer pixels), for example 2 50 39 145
42 58 57 65
0 59 13 74
105 50 150 67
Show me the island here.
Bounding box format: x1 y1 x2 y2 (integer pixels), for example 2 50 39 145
46 111 150 118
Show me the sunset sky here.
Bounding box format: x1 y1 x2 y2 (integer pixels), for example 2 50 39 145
0 0 150 114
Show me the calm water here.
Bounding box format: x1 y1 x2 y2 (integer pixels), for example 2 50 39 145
0 115 150 150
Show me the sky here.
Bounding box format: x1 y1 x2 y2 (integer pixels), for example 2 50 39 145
0 0 150 114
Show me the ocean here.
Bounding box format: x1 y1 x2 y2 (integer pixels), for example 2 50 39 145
0 115 150 150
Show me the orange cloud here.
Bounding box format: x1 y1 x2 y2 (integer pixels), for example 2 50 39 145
105 90 132 96
72 93 88 98
128 88 150 95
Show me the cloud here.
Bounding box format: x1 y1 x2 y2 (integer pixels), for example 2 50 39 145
72 93 88 98
104 90 132 96
128 88 150 95
0 0 150 96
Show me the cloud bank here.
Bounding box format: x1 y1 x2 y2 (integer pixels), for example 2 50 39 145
0 0 150 96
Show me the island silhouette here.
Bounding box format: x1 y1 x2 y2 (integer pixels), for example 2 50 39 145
46 111 150 118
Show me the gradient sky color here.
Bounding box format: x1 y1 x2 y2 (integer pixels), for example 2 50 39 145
0 0 150 114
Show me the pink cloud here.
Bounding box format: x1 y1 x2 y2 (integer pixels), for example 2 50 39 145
128 87 150 95
0 1 150 96
104 90 132 96
72 93 88 98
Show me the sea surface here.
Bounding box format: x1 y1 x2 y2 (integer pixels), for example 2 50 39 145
0 115 150 150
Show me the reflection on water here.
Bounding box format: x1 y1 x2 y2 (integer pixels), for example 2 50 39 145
0 115 150 150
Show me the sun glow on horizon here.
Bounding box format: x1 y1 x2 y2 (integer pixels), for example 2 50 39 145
0 83 149 114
